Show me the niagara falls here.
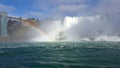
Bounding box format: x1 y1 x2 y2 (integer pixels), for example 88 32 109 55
0 0 120 68
29 14 120 42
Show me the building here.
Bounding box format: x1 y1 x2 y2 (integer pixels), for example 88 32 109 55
0 12 8 36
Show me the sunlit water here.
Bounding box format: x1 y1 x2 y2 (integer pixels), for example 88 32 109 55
0 42 120 68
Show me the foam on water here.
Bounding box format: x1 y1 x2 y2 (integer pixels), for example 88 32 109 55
0 42 120 49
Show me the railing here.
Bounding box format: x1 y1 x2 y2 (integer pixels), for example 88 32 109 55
7 16 38 26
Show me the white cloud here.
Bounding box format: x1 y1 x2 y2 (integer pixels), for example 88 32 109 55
33 0 92 18
33 0 120 18
35 0 91 10
50 0 92 4
48 4 89 18
88 0 120 15
0 3 15 12
58 4 88 13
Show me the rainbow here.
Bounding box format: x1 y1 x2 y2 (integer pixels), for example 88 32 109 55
21 20 54 41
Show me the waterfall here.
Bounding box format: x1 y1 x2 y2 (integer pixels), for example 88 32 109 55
31 14 120 42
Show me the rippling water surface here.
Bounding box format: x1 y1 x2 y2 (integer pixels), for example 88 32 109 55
0 42 120 68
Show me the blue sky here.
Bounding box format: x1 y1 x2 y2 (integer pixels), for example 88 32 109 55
0 0 120 19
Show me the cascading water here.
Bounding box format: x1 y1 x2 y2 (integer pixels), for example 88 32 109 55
63 14 120 41
31 14 120 42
